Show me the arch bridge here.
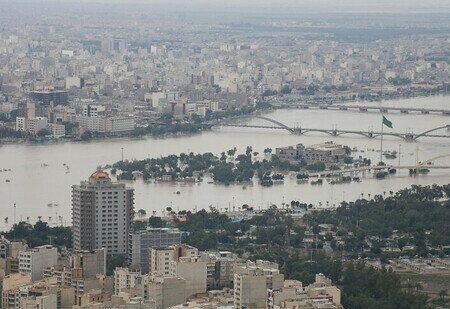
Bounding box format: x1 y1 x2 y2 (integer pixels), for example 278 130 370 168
219 116 450 141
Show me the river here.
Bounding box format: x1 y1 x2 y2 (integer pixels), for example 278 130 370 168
0 95 449 231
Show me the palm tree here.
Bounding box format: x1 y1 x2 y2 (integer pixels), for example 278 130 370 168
439 289 447 301
414 283 423 295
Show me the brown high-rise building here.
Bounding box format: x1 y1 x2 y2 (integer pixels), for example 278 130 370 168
72 171 134 255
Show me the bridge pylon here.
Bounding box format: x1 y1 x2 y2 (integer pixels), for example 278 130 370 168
405 134 415 142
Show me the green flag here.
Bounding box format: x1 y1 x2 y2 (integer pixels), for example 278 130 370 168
382 116 393 128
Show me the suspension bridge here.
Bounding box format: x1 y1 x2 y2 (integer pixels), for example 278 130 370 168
217 116 450 141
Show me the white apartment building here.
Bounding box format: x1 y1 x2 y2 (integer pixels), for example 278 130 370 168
76 115 135 133
114 267 144 295
49 123 66 138
72 170 134 255
105 116 135 133
18 246 58 281
26 117 49 135
82 105 106 117
15 117 27 131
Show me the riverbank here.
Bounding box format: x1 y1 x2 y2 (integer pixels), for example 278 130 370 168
2 92 449 146
1 96 450 232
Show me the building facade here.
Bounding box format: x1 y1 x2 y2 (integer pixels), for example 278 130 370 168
18 246 58 281
234 260 284 309
130 228 182 273
72 170 134 255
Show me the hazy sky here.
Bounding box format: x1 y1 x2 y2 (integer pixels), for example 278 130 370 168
2 0 450 13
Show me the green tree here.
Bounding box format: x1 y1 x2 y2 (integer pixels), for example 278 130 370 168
80 130 93 141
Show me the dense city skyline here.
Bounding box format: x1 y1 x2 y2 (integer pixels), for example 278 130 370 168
0 1 449 308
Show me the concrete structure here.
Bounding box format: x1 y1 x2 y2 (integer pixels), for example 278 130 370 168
234 260 284 309
30 90 68 106
70 249 106 278
275 144 305 163
149 244 198 277
130 228 182 273
303 142 346 164
105 116 135 133
200 251 238 289
149 247 174 277
18 246 58 281
50 123 66 138
148 245 206 298
113 268 144 296
147 275 186 309
26 117 49 135
15 116 27 131
76 115 135 134
268 275 342 309
19 281 59 309
72 170 134 254
82 105 106 117
1 273 32 308
275 142 346 164
170 255 207 299
65 76 84 89
43 265 73 286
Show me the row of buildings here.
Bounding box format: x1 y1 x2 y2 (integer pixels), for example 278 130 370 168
13 99 135 138
1 235 342 309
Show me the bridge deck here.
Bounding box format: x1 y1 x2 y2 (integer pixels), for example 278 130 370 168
219 124 450 140
281 103 450 114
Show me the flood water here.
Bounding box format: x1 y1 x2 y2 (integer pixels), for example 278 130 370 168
0 95 450 231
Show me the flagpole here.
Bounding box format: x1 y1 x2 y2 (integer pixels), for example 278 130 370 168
380 115 384 164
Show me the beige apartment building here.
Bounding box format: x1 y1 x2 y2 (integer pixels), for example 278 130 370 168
234 260 284 309
72 170 134 255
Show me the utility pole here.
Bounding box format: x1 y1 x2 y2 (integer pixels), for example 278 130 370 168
121 147 124 161
380 116 384 164
13 203 16 227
